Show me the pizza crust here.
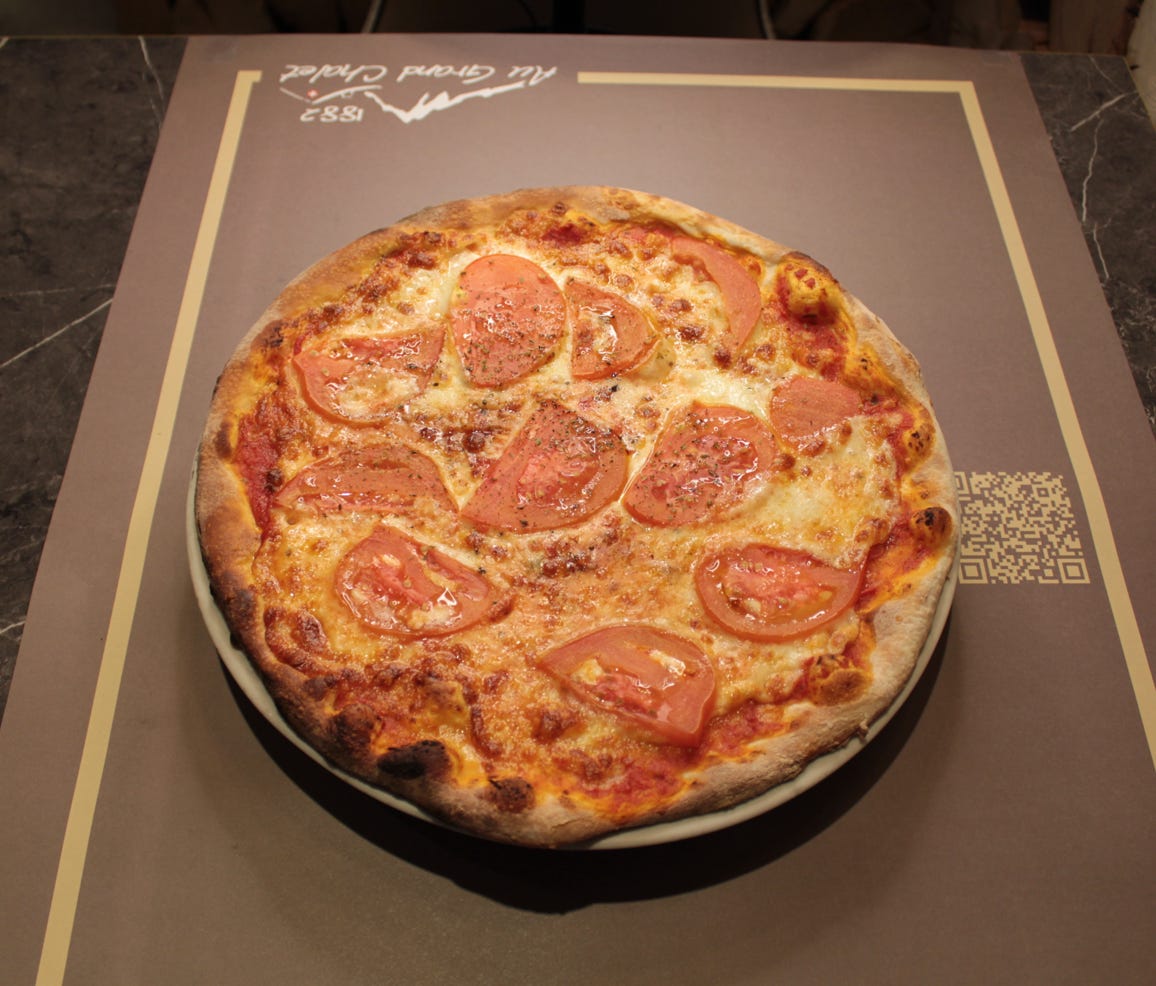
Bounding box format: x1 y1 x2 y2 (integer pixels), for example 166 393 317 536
195 186 960 848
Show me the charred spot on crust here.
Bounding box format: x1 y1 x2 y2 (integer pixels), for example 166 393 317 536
265 321 287 348
302 673 339 701
217 578 256 631
905 427 931 460
378 740 451 781
909 505 953 545
486 776 535 813
213 422 234 459
333 702 377 748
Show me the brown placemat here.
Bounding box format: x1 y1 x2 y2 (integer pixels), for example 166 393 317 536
2 34 1153 985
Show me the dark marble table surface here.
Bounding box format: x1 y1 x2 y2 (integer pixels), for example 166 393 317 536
1 37 1154 723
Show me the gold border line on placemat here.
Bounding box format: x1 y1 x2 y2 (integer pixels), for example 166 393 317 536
34 70 262 986
578 71 1156 771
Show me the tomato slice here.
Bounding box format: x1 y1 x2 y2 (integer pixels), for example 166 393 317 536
566 281 656 380
695 545 864 641
670 235 762 353
451 254 566 388
293 327 443 424
335 528 501 636
768 375 861 448
273 445 452 515
234 402 282 530
623 403 777 527
462 403 628 532
540 625 716 746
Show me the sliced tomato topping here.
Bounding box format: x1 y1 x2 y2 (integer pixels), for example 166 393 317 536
768 375 861 448
450 254 566 388
293 327 443 425
670 235 762 353
623 403 777 527
273 445 452 515
462 403 628 532
566 281 656 380
540 625 716 746
335 528 501 636
233 396 287 530
695 545 865 641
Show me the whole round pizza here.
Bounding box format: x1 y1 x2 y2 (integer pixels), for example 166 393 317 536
194 186 959 847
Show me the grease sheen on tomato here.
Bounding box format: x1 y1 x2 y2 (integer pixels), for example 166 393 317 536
293 327 443 424
450 254 566 387
695 545 865 641
670 235 762 354
769 375 861 449
273 445 452 515
540 625 717 746
462 402 628 532
566 280 656 380
623 403 777 527
335 528 501 636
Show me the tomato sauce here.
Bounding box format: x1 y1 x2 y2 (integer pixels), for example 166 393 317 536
858 522 932 613
234 397 291 530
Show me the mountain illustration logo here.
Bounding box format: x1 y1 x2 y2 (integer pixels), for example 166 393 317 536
280 63 557 124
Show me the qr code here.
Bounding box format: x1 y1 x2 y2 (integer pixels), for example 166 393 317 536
956 471 1089 585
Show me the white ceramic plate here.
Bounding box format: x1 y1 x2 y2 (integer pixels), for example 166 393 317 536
187 468 956 849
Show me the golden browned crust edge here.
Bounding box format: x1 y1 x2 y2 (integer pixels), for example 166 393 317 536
194 185 959 848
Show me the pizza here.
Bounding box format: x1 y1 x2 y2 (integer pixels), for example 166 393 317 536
194 186 959 847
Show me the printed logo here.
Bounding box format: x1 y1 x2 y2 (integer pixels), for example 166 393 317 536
279 63 557 124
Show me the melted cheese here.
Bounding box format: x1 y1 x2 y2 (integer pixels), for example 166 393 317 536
243 209 931 816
